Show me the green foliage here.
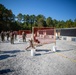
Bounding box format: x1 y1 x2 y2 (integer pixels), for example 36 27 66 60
46 17 53 27
73 19 76 27
17 13 23 23
0 4 16 31
0 4 76 32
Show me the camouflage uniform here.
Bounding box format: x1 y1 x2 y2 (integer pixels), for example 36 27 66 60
6 31 10 41
10 31 14 44
1 31 5 42
22 32 26 42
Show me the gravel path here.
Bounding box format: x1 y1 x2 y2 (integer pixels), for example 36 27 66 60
0 37 76 75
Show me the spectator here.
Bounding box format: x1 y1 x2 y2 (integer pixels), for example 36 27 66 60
10 31 14 44
22 31 26 42
6 31 10 41
14 31 17 40
1 31 5 42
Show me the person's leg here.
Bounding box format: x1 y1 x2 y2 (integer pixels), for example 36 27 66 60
11 38 12 44
25 39 35 50
26 45 31 50
31 44 35 49
12 38 14 44
25 41 33 50
2 37 3 41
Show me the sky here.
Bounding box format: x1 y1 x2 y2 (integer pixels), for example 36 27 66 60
0 0 76 21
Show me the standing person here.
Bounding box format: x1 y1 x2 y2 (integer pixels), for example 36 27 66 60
10 31 14 44
1 31 5 42
22 31 26 42
6 31 10 41
14 31 17 40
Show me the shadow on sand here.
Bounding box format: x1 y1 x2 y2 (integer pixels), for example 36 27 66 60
0 69 14 74
56 49 73 52
35 49 51 56
1 50 25 54
0 55 16 60
35 48 74 56
36 49 50 52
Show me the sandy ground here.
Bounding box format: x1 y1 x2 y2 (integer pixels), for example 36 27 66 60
0 36 76 75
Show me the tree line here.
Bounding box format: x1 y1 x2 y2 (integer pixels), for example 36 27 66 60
0 4 76 32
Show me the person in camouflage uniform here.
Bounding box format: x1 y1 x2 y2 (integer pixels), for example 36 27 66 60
10 31 14 44
6 31 10 41
1 31 5 42
22 31 26 42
